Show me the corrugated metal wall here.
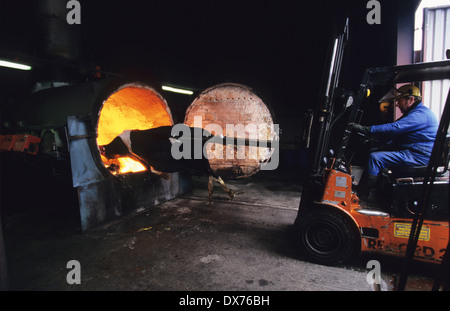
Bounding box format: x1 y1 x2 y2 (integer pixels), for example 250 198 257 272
422 6 450 121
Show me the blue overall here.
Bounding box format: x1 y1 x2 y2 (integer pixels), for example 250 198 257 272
367 102 438 176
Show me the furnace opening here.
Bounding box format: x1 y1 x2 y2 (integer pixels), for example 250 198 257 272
96 83 173 175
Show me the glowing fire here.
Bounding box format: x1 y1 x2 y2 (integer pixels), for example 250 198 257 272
97 84 173 174
100 155 147 175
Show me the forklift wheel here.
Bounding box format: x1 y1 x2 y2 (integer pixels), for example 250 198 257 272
295 207 360 266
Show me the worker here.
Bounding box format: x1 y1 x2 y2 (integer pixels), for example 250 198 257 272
349 84 439 200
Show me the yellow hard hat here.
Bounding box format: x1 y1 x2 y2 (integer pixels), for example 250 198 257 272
395 84 421 100
378 84 421 103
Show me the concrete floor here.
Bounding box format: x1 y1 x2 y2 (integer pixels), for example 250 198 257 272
1 169 441 291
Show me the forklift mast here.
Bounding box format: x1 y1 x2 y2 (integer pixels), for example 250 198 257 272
308 18 349 175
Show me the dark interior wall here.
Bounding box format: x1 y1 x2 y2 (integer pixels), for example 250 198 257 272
397 2 418 66
340 1 399 90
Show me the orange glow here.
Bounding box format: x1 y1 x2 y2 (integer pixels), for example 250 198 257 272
117 157 147 174
100 154 147 175
97 84 173 174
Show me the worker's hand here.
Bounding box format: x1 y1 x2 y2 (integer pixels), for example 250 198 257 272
349 123 371 135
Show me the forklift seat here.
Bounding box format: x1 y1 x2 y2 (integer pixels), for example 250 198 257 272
383 135 450 180
382 136 450 220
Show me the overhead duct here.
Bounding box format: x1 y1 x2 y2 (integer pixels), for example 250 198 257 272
31 0 83 83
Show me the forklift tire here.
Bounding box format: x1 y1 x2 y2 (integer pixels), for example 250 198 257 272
295 207 360 266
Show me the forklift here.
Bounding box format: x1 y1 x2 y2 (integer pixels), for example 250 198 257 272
293 20 450 286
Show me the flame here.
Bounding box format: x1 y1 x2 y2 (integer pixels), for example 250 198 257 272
117 157 147 174
100 154 146 175
97 85 173 174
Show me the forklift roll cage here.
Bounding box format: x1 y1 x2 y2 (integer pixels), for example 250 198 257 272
337 60 450 169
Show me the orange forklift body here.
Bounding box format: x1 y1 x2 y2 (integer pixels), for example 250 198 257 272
320 168 449 263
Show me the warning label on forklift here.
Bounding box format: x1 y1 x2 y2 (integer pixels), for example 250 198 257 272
394 223 430 241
